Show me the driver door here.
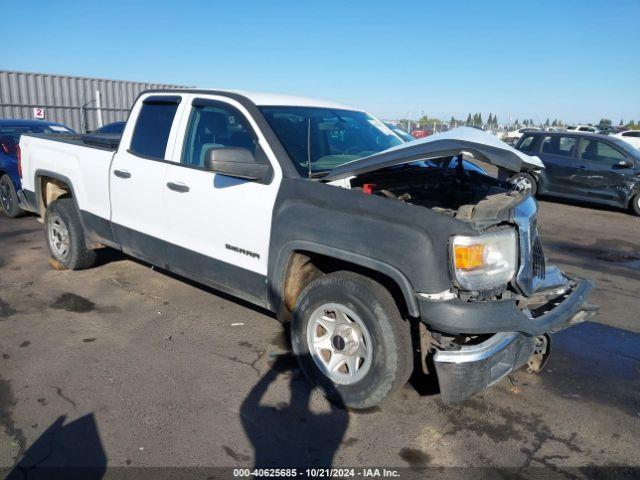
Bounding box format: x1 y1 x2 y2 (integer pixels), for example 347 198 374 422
161 95 281 305
574 138 635 205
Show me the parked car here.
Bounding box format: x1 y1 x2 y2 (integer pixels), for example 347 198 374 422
0 119 74 217
411 129 429 139
566 125 600 133
92 121 125 135
596 125 623 136
502 127 540 144
383 122 415 142
613 130 640 150
510 131 640 215
19 91 594 408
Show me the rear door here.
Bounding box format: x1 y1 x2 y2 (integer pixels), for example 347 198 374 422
160 95 282 305
536 134 579 195
109 94 186 261
574 138 635 205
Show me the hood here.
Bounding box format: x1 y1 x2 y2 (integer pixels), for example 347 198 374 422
323 127 544 181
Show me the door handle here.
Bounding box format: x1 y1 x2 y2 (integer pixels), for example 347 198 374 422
166 181 190 193
113 169 131 179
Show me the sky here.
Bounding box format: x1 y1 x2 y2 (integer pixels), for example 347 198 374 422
1 0 639 124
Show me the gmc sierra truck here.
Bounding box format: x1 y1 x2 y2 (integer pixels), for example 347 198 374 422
18 89 595 409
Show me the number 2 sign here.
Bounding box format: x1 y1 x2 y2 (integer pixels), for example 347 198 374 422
33 107 45 119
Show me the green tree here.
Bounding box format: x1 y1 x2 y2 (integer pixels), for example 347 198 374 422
466 113 472 125
619 119 624 126
493 114 498 126
544 118 550 127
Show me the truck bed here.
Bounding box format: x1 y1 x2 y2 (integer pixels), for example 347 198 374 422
23 132 120 151
20 132 117 221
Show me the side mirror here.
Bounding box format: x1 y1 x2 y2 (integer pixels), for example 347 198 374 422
204 147 272 183
615 159 634 168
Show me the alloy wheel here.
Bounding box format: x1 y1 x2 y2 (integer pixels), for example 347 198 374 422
306 302 373 385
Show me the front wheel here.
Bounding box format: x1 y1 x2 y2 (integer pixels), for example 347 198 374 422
45 198 96 270
291 271 412 409
630 193 640 216
0 174 26 218
510 172 538 196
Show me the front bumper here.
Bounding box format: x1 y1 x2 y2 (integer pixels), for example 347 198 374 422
418 278 593 336
434 332 536 403
426 278 596 403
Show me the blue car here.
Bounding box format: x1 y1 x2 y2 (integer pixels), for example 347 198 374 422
0 119 74 217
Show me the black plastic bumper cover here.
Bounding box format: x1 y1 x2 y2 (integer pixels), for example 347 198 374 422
417 279 593 336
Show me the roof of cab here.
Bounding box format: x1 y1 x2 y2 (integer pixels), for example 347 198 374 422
144 88 359 111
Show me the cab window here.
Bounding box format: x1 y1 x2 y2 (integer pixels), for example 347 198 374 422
518 134 537 152
130 96 181 159
579 140 626 163
182 100 257 168
540 136 576 157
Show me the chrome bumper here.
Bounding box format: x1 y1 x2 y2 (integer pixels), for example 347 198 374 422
434 332 536 403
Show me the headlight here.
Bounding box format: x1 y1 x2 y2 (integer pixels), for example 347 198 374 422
451 229 517 290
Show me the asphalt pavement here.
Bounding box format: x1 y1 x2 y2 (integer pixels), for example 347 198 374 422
0 199 638 476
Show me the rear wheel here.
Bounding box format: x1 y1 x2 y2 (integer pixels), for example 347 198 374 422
0 174 25 218
509 172 538 196
630 193 640 216
291 271 412 409
45 198 96 270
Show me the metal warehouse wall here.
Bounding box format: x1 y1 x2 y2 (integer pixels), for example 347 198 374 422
0 70 186 132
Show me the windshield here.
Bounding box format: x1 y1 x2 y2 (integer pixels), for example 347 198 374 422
259 106 403 176
384 122 415 143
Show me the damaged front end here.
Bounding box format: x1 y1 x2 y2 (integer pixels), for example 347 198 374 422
419 193 597 403
324 128 597 403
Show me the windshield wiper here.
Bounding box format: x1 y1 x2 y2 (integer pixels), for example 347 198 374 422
309 170 330 179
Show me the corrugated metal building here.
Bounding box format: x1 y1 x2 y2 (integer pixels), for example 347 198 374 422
0 70 187 132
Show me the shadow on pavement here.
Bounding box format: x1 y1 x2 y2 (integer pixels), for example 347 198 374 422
6 414 106 480
240 354 349 468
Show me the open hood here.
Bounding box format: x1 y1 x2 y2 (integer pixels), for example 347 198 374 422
323 127 544 181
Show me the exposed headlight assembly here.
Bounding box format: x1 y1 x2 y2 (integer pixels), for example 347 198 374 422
451 229 517 291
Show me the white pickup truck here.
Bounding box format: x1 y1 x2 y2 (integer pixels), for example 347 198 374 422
18 89 595 408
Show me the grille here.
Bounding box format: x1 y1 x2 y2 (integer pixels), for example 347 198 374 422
532 235 546 279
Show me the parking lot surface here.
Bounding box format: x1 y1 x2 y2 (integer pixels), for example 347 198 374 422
0 200 639 474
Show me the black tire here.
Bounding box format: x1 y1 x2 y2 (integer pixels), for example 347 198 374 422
630 193 640 216
291 271 413 409
0 174 26 218
44 198 96 270
509 172 538 197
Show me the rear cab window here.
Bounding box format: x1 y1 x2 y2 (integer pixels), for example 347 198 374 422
130 96 182 159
